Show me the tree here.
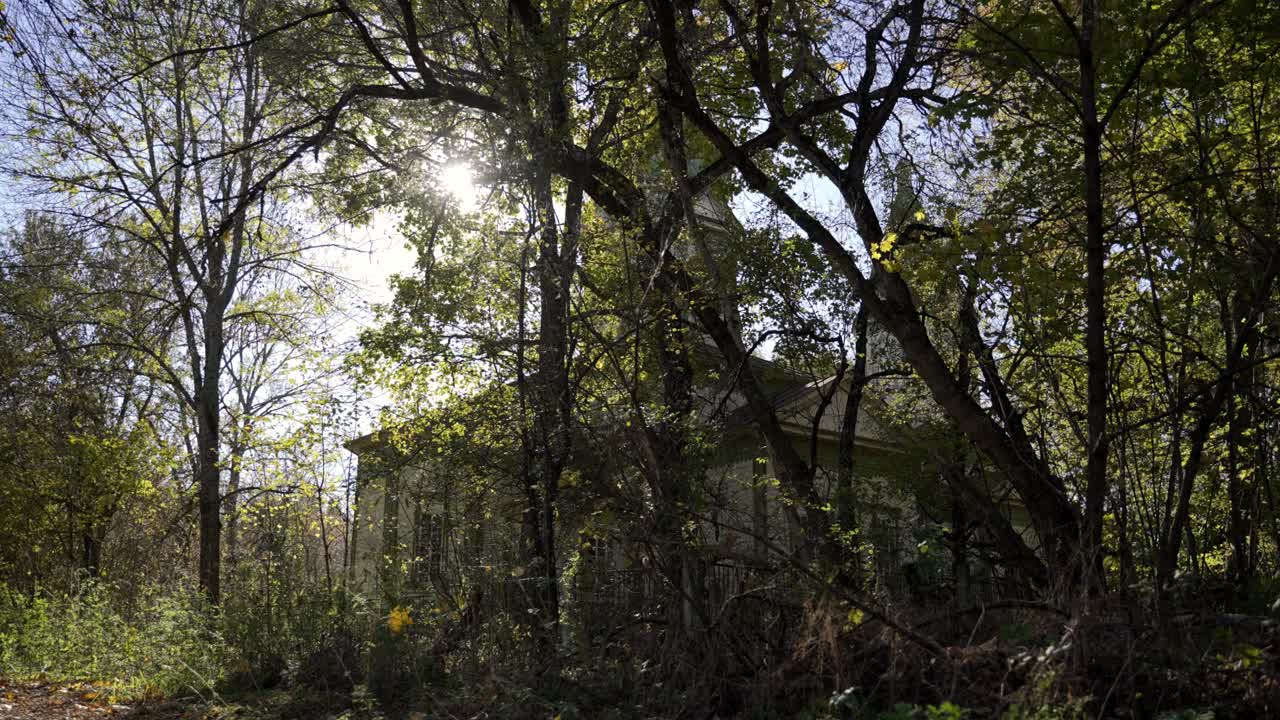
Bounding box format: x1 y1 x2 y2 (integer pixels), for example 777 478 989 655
0 215 169 589
957 0 1280 592
4 0 334 602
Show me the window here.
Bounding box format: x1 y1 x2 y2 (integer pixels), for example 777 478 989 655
411 507 447 585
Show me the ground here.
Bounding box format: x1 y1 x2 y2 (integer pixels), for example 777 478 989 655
0 680 179 719
0 680 332 720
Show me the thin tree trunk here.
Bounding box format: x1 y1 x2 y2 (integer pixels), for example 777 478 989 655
1117 448 1135 591
225 442 245 579
951 481 971 610
836 305 869 537
81 528 102 580
1159 299 1272 588
1226 368 1248 584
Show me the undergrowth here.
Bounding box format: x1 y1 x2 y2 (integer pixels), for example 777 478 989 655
0 581 226 699
1 579 1274 718
0 580 371 703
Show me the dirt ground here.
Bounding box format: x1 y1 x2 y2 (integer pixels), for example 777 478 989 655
0 680 201 719
0 679 365 720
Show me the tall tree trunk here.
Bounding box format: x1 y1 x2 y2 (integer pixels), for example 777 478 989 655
510 0 585 660
525 155 581 656
515 235 554 651
652 96 713 633
1079 0 1110 593
529 209 566 652
652 290 704 632
196 411 222 603
196 316 224 604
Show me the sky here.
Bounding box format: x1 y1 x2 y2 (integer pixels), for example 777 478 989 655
316 166 485 431
333 211 416 309
327 162 478 318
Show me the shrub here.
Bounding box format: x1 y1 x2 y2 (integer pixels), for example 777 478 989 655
0 581 229 699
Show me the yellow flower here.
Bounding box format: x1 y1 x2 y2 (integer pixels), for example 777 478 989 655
846 608 865 629
388 605 413 635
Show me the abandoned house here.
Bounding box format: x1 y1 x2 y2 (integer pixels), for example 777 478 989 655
343 190 1035 638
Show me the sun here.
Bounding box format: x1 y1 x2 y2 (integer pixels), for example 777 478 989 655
438 163 477 211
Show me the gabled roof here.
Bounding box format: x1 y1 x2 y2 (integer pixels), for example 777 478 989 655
719 370 899 450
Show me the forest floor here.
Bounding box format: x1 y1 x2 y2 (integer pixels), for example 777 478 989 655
0 679 190 719
0 679 332 720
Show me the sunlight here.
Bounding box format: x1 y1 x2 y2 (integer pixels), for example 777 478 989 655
438 163 478 211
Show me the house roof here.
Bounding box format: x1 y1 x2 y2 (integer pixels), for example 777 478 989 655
344 428 390 454
718 370 900 450
349 346 899 455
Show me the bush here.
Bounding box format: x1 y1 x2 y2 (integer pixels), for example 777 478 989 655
219 583 375 691
0 581 229 699
0 578 380 703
